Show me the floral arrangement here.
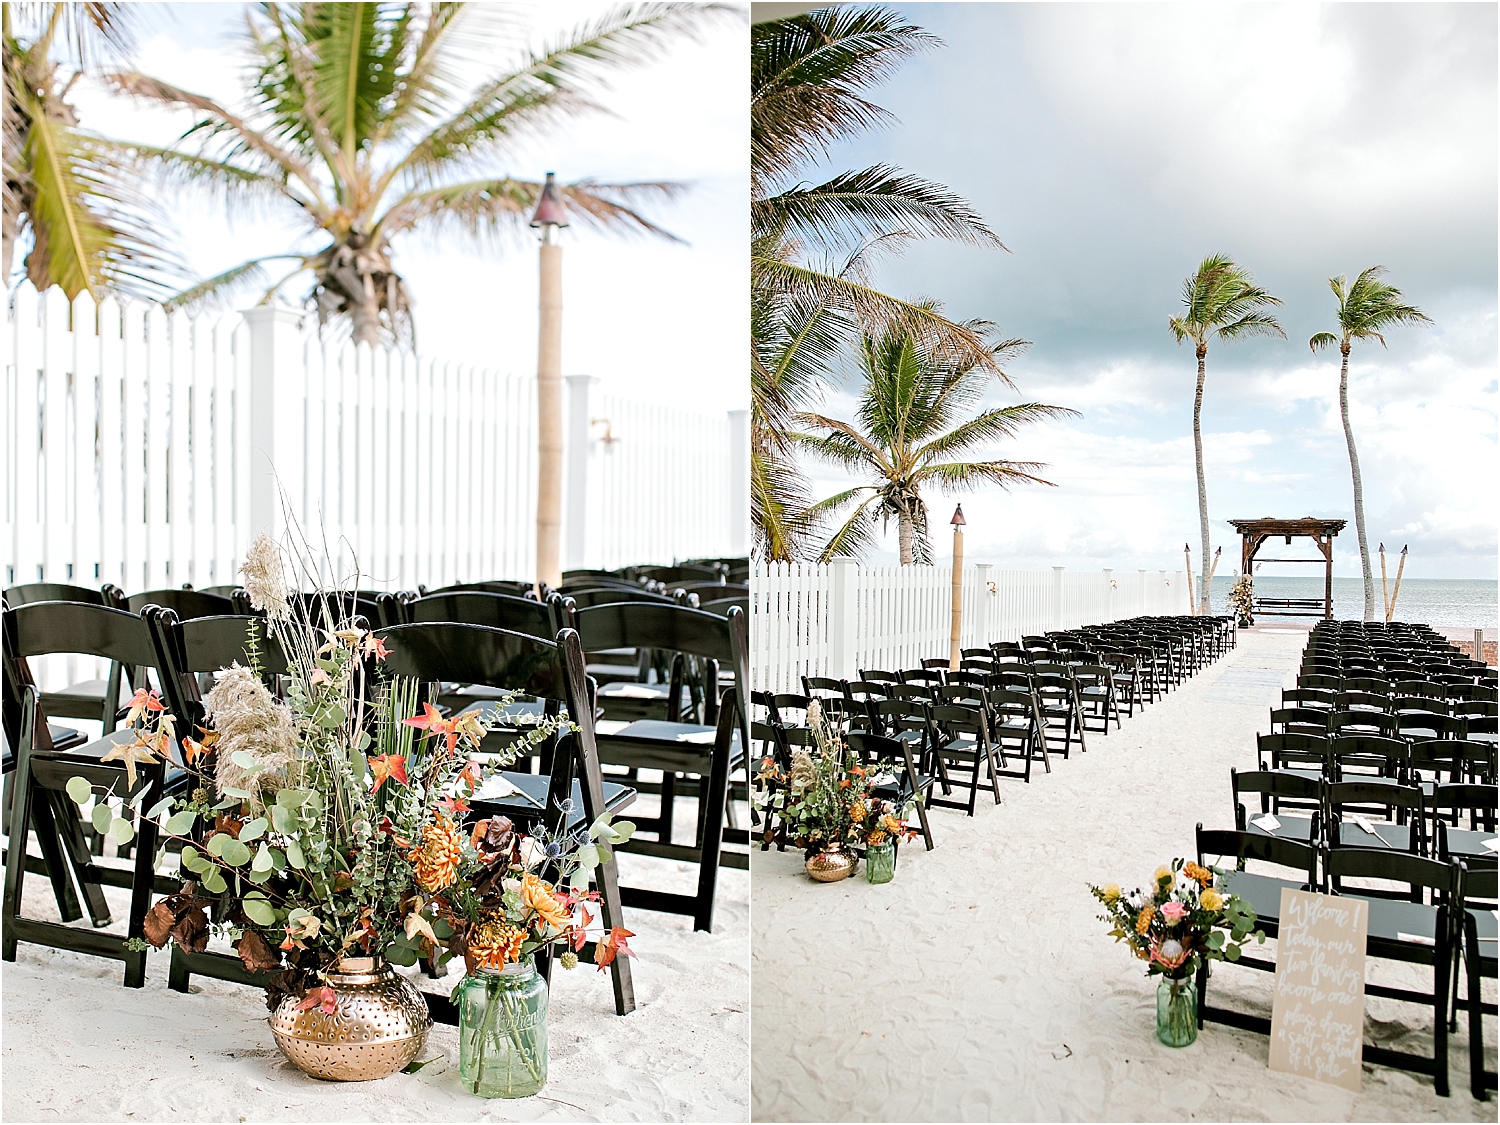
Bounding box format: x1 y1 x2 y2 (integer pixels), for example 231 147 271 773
65 533 635 1012
771 700 916 853
1088 859 1262 980
1227 574 1255 627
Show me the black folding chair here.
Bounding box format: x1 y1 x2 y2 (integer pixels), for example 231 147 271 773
376 620 637 1014
573 603 750 931
3 602 178 986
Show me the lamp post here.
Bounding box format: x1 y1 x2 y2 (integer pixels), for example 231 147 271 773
531 172 569 592
949 504 966 671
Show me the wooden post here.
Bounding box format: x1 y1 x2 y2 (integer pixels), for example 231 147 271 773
1379 543 1390 622
949 505 966 671
1322 534 1334 619
1184 544 1196 615
535 238 564 591
1204 547 1222 613
1389 545 1408 622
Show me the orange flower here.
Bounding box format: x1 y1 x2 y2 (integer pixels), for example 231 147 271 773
407 813 462 892
468 919 526 969
521 873 572 933
1136 905 1155 936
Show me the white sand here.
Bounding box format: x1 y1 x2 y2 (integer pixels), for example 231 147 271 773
3 846 748 1122
750 627 1495 1122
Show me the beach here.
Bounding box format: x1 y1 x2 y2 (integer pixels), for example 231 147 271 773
2 850 749 1122
749 625 1495 1122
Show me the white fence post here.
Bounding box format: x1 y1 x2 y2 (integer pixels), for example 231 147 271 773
564 374 595 571
728 408 749 558
973 562 993 648
828 556 857 682
1052 565 1065 631
242 305 305 552
1103 567 1114 621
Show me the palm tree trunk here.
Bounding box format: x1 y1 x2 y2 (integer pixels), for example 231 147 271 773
1193 349 1211 615
1339 349 1375 620
897 505 914 566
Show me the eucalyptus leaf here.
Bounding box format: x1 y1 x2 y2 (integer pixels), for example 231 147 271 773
285 840 305 869
91 804 113 834
246 866 273 884
180 845 207 873
201 867 227 894
242 897 276 926
386 942 419 967
108 817 135 845
318 704 346 730
275 789 310 808
146 796 174 819
164 810 198 836
230 750 259 770
212 795 241 810
220 838 253 866
575 843 600 870
205 833 228 857
239 817 268 843
270 805 294 834
350 748 367 781
65 776 93 805
1225 945 1242 962
357 731 372 751
222 786 252 800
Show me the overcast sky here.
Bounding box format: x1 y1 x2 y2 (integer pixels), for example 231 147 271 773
65 2 748 414
800 2 1496 579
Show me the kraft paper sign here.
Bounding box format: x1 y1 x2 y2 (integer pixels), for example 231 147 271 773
1268 889 1368 1091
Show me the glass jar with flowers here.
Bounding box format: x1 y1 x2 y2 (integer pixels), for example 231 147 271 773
1089 859 1263 1047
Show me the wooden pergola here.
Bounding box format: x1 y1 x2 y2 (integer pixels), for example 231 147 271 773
1227 517 1348 619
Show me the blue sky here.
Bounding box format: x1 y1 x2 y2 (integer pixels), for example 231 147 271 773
69 2 748 413
796 2 1497 579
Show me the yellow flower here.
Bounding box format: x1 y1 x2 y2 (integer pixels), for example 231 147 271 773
1102 883 1121 903
1200 888 1224 912
1153 865 1173 887
1136 905 1155 935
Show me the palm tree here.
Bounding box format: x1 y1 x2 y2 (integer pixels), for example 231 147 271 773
108 2 722 344
752 5 1008 560
792 319 1074 564
1169 254 1284 614
3 2 171 297
1310 266 1431 621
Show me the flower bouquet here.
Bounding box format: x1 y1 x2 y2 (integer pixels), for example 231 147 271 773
1227 574 1255 627
1089 860 1263 1047
62 534 634 1087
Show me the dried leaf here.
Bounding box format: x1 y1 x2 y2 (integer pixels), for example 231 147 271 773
169 905 210 954
234 928 281 973
142 900 177 948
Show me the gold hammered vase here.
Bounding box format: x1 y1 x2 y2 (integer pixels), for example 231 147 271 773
805 843 858 882
269 956 432 1081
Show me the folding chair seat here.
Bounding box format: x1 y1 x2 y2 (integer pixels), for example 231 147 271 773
1327 780 1426 859
572 603 749 932
1271 706 1332 738
846 732 934 851
1325 849 1463 1095
3 601 181 987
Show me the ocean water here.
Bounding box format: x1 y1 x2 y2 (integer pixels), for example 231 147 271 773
1205 576 1498 628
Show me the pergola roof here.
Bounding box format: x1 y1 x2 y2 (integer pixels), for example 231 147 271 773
1227 517 1347 536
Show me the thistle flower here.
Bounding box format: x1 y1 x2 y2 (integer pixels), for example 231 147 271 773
240 534 291 619
205 665 299 805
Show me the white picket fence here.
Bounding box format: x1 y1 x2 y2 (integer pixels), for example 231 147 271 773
4 283 744 597
752 559 1190 693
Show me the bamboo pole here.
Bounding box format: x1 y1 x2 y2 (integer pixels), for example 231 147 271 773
1184 543 1196 614
949 509 965 671
1205 546 1222 613
1379 543 1390 621
1388 545 1408 622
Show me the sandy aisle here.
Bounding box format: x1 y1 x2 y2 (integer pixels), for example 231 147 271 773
3 845 748 1121
750 627 1494 1122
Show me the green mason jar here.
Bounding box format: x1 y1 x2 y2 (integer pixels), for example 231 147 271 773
456 960 549 1098
1155 975 1197 1048
865 841 896 884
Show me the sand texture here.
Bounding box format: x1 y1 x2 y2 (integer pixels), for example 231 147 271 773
2 849 748 1122
750 627 1495 1122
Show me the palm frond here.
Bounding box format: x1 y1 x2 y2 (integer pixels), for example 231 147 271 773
163 255 306 312
913 402 1077 463
1308 331 1340 353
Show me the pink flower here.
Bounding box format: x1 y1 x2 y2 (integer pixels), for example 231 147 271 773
1160 901 1189 925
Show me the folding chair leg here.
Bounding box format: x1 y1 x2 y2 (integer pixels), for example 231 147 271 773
1434 940 1451 1097
26 786 86 924
898 742 934 851
691 703 735 933
985 740 1002 805
47 790 113 927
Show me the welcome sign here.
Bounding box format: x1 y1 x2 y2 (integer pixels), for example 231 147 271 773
1268 889 1368 1091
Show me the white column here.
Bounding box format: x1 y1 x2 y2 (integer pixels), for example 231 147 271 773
1052 565 1065 631
829 556 858 681
1103 567 1114 622
242 304 305 552
564 374 596 571
728 409 749 557
973 562 993 647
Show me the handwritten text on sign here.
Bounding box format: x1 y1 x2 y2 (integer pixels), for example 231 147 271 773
1268 889 1368 1091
